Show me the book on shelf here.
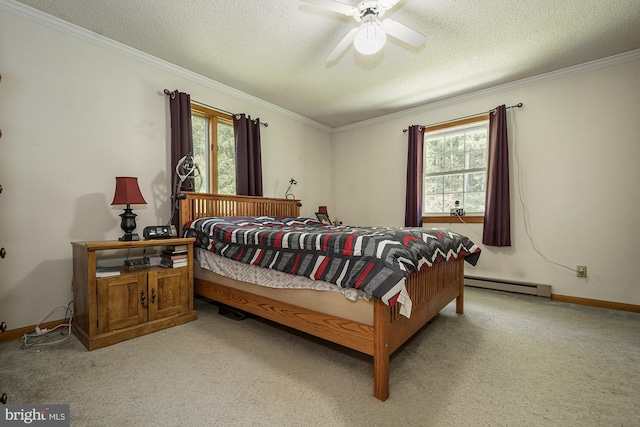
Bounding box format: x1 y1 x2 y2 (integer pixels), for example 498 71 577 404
165 244 188 252
96 266 121 278
162 251 188 260
160 259 188 268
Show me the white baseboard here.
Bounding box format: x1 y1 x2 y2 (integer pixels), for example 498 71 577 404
465 276 551 298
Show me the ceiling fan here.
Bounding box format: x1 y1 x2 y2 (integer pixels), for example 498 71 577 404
301 0 426 62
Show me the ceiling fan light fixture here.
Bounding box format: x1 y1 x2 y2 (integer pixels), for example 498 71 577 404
353 19 387 55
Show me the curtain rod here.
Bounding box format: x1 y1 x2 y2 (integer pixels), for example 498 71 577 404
163 89 268 127
402 103 523 133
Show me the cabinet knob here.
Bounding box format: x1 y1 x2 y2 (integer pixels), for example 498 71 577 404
1 393 7 405
0 248 5 259
151 288 156 304
140 290 146 307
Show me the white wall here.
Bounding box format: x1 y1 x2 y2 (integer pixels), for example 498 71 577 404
0 7 332 328
332 57 640 305
1 4 638 332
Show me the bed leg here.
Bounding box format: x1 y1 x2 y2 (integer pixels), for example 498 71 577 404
373 353 390 401
373 299 390 401
456 272 464 314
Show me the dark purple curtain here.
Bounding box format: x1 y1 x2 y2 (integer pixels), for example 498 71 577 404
168 90 193 230
483 105 511 246
405 125 424 227
233 114 263 196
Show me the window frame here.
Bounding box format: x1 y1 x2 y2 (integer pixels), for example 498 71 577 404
421 114 489 224
190 103 234 194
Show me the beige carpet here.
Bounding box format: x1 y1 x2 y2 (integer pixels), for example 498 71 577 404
1 287 639 426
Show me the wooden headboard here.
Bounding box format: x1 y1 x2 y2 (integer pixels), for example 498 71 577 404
179 192 301 226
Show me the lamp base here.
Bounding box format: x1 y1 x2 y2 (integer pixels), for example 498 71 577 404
119 232 141 241
119 205 140 241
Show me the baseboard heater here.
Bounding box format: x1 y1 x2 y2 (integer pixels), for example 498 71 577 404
465 276 551 298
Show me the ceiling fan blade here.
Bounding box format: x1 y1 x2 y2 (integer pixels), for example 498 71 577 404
326 27 358 62
381 19 426 47
300 0 358 16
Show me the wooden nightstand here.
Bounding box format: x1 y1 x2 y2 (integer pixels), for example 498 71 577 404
71 238 197 350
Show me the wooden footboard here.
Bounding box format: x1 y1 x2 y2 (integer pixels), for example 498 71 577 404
179 192 465 401
374 258 464 400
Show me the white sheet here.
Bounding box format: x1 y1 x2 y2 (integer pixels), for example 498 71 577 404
196 248 369 302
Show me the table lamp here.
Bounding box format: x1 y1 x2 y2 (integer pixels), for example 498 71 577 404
111 177 147 241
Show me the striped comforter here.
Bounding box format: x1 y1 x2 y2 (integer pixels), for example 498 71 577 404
185 216 481 308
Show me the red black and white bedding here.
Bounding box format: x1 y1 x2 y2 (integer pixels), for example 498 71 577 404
184 216 481 316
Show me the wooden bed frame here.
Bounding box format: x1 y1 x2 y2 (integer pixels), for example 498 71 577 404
179 192 465 401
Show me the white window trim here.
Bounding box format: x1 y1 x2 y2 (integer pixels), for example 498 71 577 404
422 114 489 218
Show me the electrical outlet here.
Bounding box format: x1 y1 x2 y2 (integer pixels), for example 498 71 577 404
576 265 587 278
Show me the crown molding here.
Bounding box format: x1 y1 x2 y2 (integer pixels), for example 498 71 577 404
332 48 640 134
0 0 332 133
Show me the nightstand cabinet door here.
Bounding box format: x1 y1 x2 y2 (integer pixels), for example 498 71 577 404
148 268 189 321
96 272 147 334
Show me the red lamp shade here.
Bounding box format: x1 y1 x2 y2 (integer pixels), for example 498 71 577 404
111 177 146 206
318 206 328 215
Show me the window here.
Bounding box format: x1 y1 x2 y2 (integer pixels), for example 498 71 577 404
191 104 236 194
423 115 489 215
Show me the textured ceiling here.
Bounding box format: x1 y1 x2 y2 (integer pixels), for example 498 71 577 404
14 0 640 128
